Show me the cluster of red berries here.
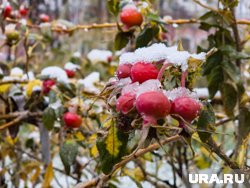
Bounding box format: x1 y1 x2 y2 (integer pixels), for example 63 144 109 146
1 2 49 22
116 61 201 127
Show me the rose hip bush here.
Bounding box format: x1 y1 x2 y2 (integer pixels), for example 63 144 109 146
0 0 250 188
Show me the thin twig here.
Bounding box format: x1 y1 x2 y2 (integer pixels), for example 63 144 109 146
75 135 181 188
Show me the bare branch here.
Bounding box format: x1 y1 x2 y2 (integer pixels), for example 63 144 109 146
75 135 181 188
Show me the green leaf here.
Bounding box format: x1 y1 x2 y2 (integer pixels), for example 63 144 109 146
48 90 57 103
42 107 56 131
221 82 238 117
147 13 166 24
197 102 216 143
107 0 120 16
114 32 131 51
96 119 128 174
202 51 222 76
238 107 250 145
222 60 240 82
207 66 223 98
136 25 159 48
59 140 78 174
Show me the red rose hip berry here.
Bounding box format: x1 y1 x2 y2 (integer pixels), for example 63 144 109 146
19 6 28 17
171 97 201 122
3 4 12 18
42 79 56 94
39 14 50 22
136 91 171 125
120 6 143 28
65 69 76 78
116 64 132 79
63 112 82 128
131 62 159 83
116 93 135 114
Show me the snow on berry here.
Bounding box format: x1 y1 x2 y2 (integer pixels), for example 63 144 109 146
119 43 206 71
41 66 69 83
64 62 80 71
164 87 199 101
136 79 162 97
121 82 140 96
87 49 112 64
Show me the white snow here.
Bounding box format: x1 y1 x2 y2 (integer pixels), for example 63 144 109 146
73 51 81 58
0 68 3 75
64 62 80 71
10 67 23 77
77 72 100 93
193 88 221 99
119 43 206 71
136 79 162 97
22 71 35 80
32 86 41 92
41 66 68 82
87 49 112 63
121 82 140 96
49 100 62 110
164 87 199 101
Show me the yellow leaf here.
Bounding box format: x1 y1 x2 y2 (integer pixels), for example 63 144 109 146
42 162 54 188
177 39 185 51
6 136 18 145
75 131 85 141
105 120 122 157
26 79 42 97
0 84 11 93
188 57 203 72
103 118 112 128
30 167 41 183
90 144 98 157
123 167 145 181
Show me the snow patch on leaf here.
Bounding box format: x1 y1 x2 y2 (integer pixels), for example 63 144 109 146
64 62 80 71
77 72 100 94
87 49 112 63
41 66 68 83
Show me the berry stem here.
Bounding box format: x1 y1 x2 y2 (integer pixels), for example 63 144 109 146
157 61 172 81
181 70 187 87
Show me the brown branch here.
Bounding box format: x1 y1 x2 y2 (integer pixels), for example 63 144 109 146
75 134 181 188
0 111 42 120
0 115 24 130
0 80 28 85
5 17 250 36
0 111 42 130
